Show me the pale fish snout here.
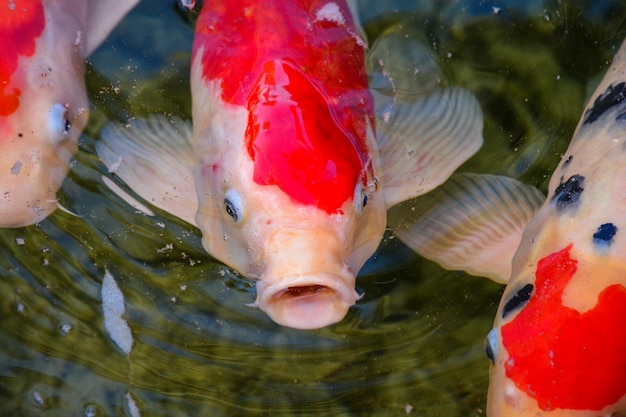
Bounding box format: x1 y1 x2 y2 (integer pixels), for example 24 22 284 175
254 272 360 329
250 226 361 329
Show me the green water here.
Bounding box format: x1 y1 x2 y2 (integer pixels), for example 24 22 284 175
1 1 625 416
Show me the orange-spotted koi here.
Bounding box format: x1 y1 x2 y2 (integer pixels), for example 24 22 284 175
0 0 138 226
98 0 486 329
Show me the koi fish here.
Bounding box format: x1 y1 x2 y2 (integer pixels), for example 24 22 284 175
482 38 626 417
0 0 138 227
97 0 486 329
403 37 626 415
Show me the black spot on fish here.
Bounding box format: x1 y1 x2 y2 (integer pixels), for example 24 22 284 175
502 283 534 319
593 223 618 243
552 174 584 210
583 82 626 125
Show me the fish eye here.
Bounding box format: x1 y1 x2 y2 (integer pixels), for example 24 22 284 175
354 182 369 214
484 328 498 365
223 189 244 223
48 103 71 143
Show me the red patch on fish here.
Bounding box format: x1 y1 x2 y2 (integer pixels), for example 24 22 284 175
193 0 373 214
501 244 626 411
0 0 45 116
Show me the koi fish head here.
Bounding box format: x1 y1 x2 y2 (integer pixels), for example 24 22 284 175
98 0 486 329
192 54 386 329
194 178 386 329
0 1 89 227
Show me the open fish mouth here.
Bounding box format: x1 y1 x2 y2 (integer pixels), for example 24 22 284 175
253 274 360 330
281 284 327 297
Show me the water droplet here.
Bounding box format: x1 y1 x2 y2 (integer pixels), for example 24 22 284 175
32 390 45 407
82 403 103 417
126 392 141 417
60 322 72 335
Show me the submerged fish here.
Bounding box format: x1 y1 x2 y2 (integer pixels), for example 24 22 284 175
405 37 626 415
98 0 485 329
0 0 138 227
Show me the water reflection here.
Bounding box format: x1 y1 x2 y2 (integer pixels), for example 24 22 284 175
1 0 625 416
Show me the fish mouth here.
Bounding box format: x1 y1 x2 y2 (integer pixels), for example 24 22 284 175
253 274 360 330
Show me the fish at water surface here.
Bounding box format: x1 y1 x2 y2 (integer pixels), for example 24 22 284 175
97 0 518 329
482 37 626 416
0 0 138 227
405 37 626 415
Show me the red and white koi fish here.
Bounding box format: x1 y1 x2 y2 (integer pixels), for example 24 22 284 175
482 38 626 417
0 0 138 227
98 0 484 329
401 37 626 415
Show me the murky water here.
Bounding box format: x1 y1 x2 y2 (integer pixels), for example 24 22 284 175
1 1 625 416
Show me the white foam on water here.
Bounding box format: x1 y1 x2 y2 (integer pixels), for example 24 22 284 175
126 392 141 417
102 269 133 355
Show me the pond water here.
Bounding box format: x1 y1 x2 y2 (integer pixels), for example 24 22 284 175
1 0 626 416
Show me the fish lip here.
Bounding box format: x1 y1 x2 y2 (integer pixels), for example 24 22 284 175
253 273 360 330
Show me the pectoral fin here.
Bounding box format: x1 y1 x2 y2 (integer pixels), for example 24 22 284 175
97 115 198 226
368 28 484 208
388 173 544 283
375 87 484 208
